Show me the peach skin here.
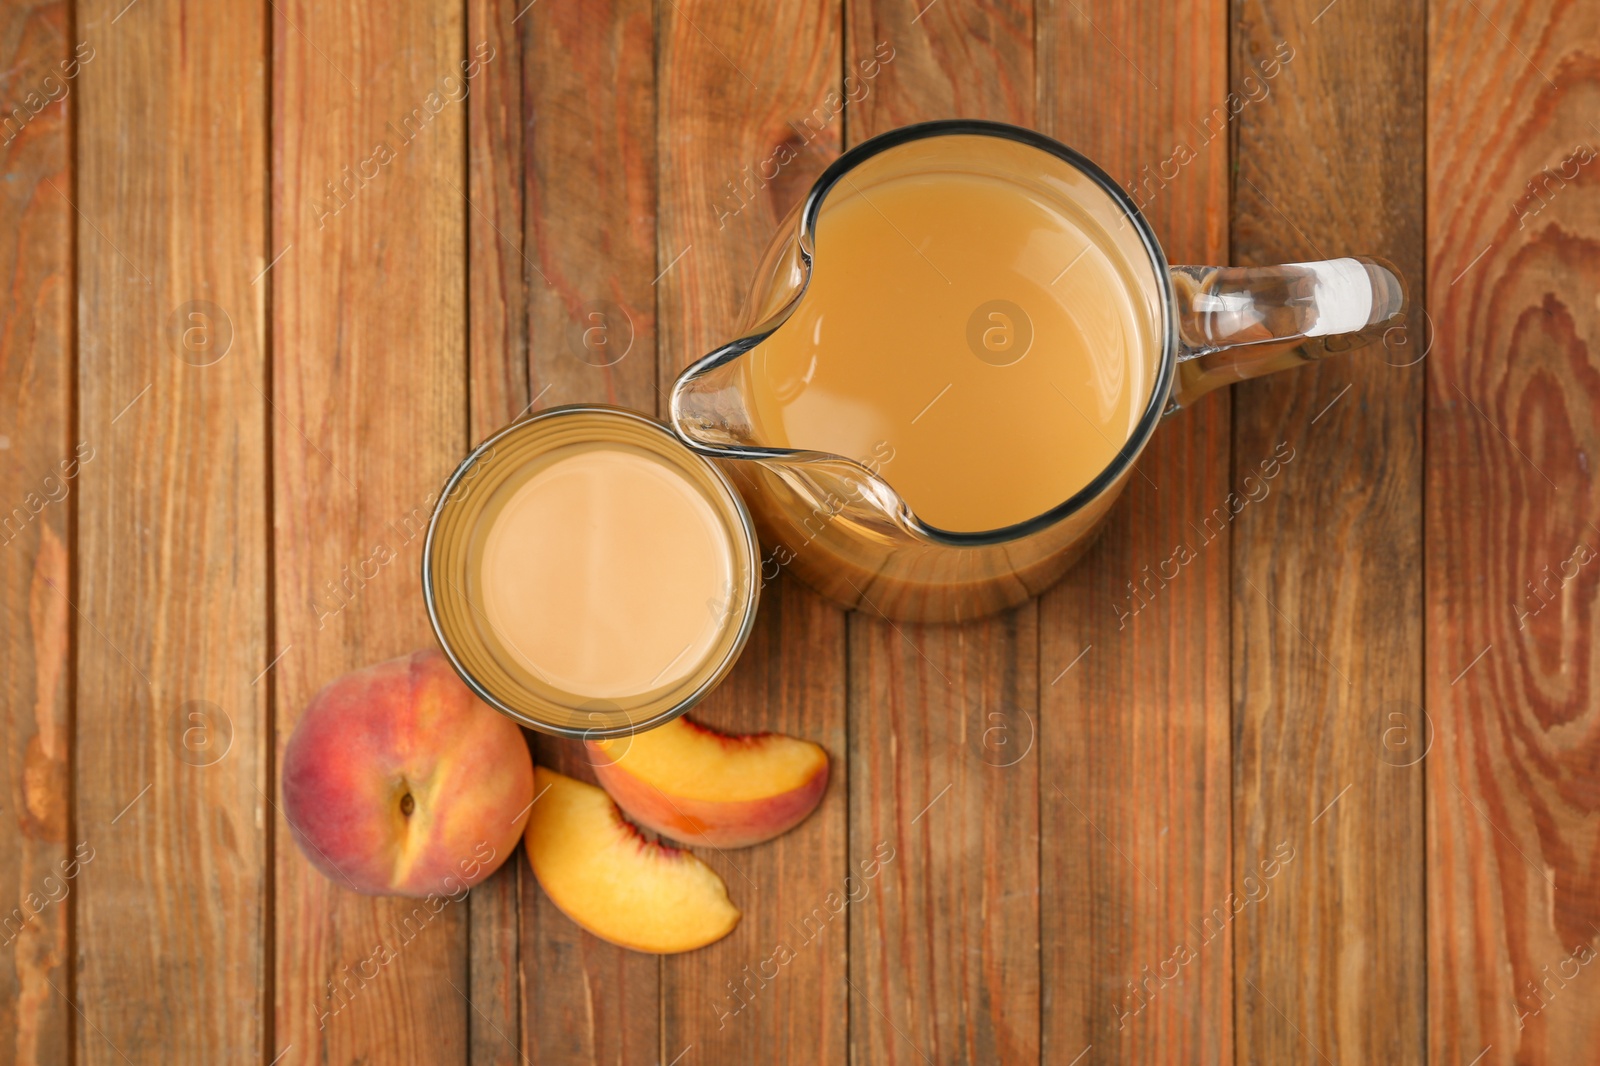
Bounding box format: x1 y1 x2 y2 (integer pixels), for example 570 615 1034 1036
586 715 829 848
281 649 534 897
524 768 739 953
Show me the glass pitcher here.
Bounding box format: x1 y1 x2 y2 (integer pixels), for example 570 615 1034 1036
669 120 1404 624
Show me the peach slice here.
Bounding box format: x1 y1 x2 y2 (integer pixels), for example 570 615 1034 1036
586 716 829 848
524 768 739 953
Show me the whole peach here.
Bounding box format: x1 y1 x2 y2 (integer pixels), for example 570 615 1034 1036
282 649 533 896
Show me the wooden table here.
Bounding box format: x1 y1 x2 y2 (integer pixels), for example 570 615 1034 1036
3 0 1596 1062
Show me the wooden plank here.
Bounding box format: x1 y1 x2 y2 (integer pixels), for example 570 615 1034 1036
846 0 1033 127
525 0 658 417
270 0 469 1062
843 5 1039 1065
1426 1 1600 1061
1036 2 1232 1063
850 616 1040 1064
656 4 848 1063
464 3 528 1062
1230 1 1427 1063
467 0 529 436
72 0 268 1059
0 2 73 1061
507 2 664 1062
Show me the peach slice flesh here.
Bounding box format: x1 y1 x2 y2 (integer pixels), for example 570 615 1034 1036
524 767 739 954
587 716 829 848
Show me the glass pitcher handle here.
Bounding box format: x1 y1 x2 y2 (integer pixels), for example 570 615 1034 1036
1164 257 1406 412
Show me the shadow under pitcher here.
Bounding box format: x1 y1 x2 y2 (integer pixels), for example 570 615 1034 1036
669 119 1404 623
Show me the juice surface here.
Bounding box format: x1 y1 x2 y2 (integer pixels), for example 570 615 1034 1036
745 168 1157 533
477 445 733 699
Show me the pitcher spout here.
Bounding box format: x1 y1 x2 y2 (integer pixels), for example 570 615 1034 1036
668 338 765 453
669 332 918 556
672 197 818 454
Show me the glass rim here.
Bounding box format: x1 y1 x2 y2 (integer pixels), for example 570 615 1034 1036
670 118 1178 548
421 404 763 739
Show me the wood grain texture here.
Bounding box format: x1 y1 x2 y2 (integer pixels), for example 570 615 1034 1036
270 0 469 1062
7 3 1596 1062
513 1 664 1061
1037 2 1233 1063
526 0 658 416
656 2 848 1062
1427 0 1600 1061
1230 1 1427 1062
72 0 268 1059
468 0 529 438
844 4 1040 1064
846 0 1033 129
0 2 72 1062
467 850 524 1066
849 615 1041 1065
464 5 529 1062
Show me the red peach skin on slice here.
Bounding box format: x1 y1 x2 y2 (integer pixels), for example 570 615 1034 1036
585 715 829 848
